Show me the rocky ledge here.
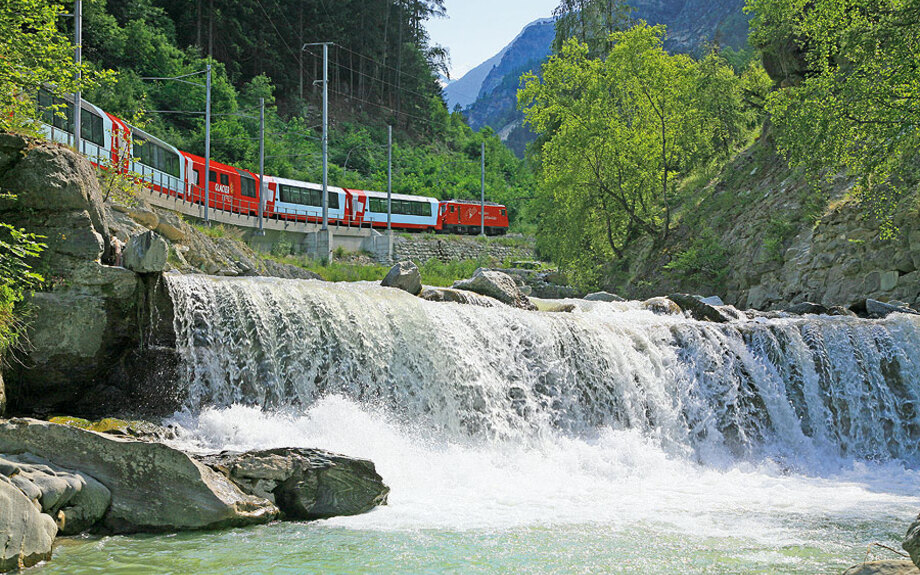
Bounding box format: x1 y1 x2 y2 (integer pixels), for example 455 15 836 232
0 418 388 572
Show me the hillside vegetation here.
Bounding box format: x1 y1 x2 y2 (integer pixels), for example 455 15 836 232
520 0 920 307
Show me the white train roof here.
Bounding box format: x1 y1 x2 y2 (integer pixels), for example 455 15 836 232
265 175 346 194
360 189 438 203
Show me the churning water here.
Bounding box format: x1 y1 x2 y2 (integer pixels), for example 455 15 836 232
37 276 920 574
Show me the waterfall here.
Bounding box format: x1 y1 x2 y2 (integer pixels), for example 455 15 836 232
165 274 920 467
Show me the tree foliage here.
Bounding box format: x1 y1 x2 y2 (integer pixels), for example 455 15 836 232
747 0 920 236
520 24 759 286
0 0 110 132
552 0 633 58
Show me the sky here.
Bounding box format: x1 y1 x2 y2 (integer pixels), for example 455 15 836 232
426 0 560 80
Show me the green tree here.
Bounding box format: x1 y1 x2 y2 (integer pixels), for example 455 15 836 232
747 0 920 235
0 0 108 132
552 0 633 58
520 24 751 284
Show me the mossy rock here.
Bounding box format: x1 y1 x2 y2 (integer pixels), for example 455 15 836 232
48 416 172 440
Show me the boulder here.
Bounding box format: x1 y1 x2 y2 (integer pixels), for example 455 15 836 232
154 211 187 242
381 261 422 296
419 287 499 308
828 306 858 317
0 419 278 533
201 448 390 520
0 453 110 535
124 230 169 274
904 513 920 567
0 476 57 572
842 561 920 575
699 295 725 307
668 293 734 323
786 302 829 316
127 207 160 230
531 299 577 313
866 299 920 319
643 297 682 316
453 269 537 311
584 291 625 303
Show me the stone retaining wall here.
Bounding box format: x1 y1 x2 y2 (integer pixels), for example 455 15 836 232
387 234 538 265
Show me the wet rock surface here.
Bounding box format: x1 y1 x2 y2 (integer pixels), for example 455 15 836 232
381 261 422 296
453 268 537 310
0 419 278 533
842 561 920 575
0 474 57 572
200 448 390 520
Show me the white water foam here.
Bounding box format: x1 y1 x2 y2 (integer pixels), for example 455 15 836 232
168 397 920 538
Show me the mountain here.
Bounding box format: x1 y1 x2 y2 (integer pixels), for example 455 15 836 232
443 18 553 111
443 52 507 111
463 0 751 157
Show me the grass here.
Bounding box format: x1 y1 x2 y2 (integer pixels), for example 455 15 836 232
266 253 498 287
192 223 245 241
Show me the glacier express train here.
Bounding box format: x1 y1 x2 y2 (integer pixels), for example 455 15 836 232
36 90 510 235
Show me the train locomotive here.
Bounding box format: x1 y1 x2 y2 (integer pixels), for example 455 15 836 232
37 91 510 235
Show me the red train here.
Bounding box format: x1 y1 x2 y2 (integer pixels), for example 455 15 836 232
37 91 510 235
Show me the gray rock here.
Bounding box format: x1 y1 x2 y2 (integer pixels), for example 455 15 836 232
668 293 734 323
419 287 499 308
842 561 920 575
453 269 537 310
904 513 920 568
699 295 726 306
0 475 57 571
154 211 187 242
124 230 168 274
381 261 422 296
0 419 279 533
127 207 160 230
584 291 625 303
828 306 858 317
201 448 389 520
0 453 110 535
866 299 920 319
643 297 682 316
786 302 829 316
531 299 577 313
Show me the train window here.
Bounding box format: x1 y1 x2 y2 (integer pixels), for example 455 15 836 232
279 184 340 210
133 132 180 177
80 110 105 147
500 209 506 216
369 198 431 216
450 206 455 213
38 89 72 133
220 174 229 186
192 170 200 185
209 170 217 183
240 176 256 198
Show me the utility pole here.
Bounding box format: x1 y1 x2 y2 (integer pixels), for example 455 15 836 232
303 42 334 231
73 0 81 153
204 63 212 224
480 141 486 236
258 97 265 235
321 43 329 230
387 125 393 262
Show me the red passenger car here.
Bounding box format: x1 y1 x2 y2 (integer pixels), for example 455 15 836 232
182 152 261 215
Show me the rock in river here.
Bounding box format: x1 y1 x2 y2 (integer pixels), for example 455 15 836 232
453 268 537 310
842 561 920 575
381 261 422 296
0 418 278 533
0 475 57 571
201 448 390 520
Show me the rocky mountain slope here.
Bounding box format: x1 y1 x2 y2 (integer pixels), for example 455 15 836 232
460 0 750 156
609 135 920 311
